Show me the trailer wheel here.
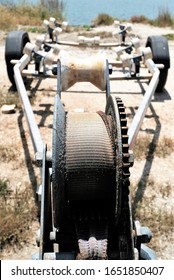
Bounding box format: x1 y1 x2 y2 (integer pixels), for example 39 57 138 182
146 35 170 92
5 30 30 87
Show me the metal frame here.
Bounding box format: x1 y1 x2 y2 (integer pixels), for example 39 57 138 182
13 50 159 156
13 39 160 260
128 59 159 149
14 54 44 155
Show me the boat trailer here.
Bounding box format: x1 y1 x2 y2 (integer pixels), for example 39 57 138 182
5 20 170 260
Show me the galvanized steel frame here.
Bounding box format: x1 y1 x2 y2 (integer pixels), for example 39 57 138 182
14 53 159 155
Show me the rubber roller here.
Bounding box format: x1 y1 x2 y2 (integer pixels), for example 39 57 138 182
142 47 153 60
23 42 36 56
35 35 46 48
60 52 107 91
78 36 100 45
120 53 132 67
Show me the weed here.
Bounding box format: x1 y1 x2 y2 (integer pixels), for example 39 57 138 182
156 137 174 157
0 179 12 200
164 34 174 40
0 1 65 30
153 7 174 27
130 8 174 27
130 15 149 24
25 26 46 33
0 182 37 250
133 135 151 160
92 13 115 26
131 178 174 257
133 135 174 160
0 144 20 163
0 88 20 108
82 25 92 31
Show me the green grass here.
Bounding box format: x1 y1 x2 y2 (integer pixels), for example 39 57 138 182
164 34 174 40
25 26 46 33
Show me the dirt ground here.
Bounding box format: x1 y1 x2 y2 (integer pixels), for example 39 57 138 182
0 23 174 260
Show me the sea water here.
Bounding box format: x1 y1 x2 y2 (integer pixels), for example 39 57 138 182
61 0 174 25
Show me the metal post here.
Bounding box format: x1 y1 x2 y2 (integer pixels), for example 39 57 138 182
128 59 160 150
14 54 44 154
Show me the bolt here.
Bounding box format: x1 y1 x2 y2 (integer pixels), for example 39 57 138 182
140 227 153 243
50 231 57 241
36 185 42 202
36 228 40 247
44 253 56 260
108 64 113 75
34 152 43 167
129 150 134 167
134 248 139 260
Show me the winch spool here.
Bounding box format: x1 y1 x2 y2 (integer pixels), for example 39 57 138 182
52 94 133 259
65 112 115 201
52 98 116 229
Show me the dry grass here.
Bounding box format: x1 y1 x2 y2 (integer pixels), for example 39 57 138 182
0 144 20 163
153 7 174 27
0 180 37 251
0 1 64 30
78 30 113 39
131 178 174 257
133 135 174 160
130 8 174 27
0 88 21 108
0 4 40 30
156 137 174 157
92 13 115 26
130 15 149 24
0 3 174 32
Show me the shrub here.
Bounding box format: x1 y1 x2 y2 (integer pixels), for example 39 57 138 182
0 0 65 30
130 15 149 24
0 182 37 250
92 13 115 26
154 7 173 27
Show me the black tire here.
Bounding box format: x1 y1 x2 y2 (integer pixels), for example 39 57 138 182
146 35 170 92
5 30 30 87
